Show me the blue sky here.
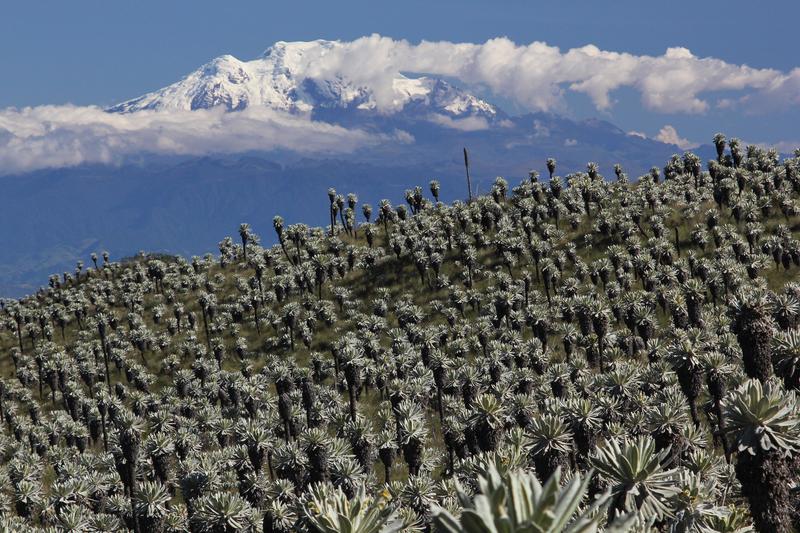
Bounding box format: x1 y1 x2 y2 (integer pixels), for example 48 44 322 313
1 0 799 150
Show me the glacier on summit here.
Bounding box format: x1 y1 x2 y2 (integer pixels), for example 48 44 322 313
107 40 501 124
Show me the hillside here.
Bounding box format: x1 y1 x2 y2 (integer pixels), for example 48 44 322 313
0 121 689 299
2 136 800 531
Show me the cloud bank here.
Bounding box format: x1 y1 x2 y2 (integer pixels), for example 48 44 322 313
426 113 490 131
298 35 789 114
0 105 407 174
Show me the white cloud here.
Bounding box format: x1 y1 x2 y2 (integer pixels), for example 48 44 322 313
654 125 698 150
294 36 787 115
391 129 416 144
427 113 490 131
564 138 578 146
533 119 550 138
732 68 800 114
626 126 698 150
0 105 408 174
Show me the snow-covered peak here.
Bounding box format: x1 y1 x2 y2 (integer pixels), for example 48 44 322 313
411 78 497 116
108 50 303 114
108 40 500 120
261 39 337 66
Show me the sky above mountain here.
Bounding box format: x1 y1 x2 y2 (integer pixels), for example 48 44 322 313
1 0 799 168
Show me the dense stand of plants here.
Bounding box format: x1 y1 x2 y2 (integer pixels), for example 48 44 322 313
3 135 800 532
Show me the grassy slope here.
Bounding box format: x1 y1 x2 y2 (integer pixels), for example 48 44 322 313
2 175 800 490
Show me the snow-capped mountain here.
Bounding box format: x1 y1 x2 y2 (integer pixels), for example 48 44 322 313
108 40 499 121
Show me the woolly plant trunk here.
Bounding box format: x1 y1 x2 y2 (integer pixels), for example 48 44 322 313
736 449 794 533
